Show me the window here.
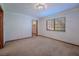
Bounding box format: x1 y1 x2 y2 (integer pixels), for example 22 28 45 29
46 19 54 31
46 17 65 32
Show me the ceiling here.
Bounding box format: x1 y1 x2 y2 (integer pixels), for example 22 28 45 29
3 3 79 18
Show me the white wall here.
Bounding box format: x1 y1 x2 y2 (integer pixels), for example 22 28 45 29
1 4 37 42
38 7 79 45
4 12 34 41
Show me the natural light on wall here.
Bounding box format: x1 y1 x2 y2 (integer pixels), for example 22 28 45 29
33 21 36 25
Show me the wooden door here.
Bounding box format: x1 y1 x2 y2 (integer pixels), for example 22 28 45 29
32 20 38 36
0 6 3 49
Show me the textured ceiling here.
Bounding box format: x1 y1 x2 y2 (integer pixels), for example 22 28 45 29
3 3 79 18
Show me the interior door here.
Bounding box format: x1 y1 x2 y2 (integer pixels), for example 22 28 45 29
32 20 38 36
0 6 4 49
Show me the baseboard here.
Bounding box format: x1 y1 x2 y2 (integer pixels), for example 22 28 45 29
38 35 79 47
5 35 79 47
5 36 32 43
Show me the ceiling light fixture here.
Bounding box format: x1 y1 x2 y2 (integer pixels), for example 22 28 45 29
35 3 47 10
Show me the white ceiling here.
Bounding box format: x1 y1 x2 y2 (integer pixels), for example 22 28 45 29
3 3 79 18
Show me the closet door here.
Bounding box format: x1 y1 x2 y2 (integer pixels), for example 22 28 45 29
0 6 3 49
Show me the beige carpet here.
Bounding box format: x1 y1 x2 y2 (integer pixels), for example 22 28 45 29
0 36 79 56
